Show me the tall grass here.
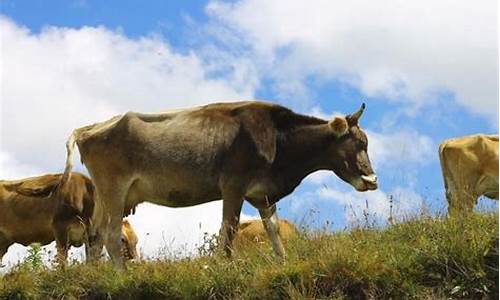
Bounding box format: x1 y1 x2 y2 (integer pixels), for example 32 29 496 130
0 212 497 299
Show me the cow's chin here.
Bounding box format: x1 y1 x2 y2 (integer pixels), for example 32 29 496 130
350 177 378 192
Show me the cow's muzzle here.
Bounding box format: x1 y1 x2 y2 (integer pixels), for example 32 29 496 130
361 174 378 190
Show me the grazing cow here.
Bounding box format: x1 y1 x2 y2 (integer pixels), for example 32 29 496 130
61 100 377 267
234 219 298 249
121 219 139 260
439 134 499 216
0 172 138 266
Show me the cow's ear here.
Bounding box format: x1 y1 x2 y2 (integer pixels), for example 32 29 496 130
329 116 348 137
238 108 277 164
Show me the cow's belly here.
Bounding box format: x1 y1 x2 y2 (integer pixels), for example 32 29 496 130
244 179 283 209
127 171 221 208
2 222 54 246
476 174 499 200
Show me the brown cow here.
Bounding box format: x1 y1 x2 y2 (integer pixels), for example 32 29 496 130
439 134 498 216
121 219 139 260
0 172 138 266
61 100 377 268
234 219 298 249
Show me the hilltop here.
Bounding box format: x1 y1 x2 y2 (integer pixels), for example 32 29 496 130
0 212 497 299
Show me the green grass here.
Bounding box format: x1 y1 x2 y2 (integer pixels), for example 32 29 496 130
0 212 498 299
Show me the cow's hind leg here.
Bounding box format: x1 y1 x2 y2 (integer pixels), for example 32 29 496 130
86 199 105 263
106 213 126 268
96 183 130 269
53 220 70 266
259 204 285 258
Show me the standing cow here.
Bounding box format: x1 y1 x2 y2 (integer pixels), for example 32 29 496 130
61 101 377 267
0 172 138 266
439 134 499 216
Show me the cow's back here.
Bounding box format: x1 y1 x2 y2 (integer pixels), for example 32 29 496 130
440 134 498 175
76 101 284 208
0 175 62 245
79 103 247 170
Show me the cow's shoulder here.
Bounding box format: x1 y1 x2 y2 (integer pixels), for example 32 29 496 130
478 134 499 151
188 100 326 129
442 134 497 154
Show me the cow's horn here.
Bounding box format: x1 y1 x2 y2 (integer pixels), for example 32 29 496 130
350 103 366 122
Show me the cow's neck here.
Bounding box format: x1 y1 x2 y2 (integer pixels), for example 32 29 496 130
273 124 333 194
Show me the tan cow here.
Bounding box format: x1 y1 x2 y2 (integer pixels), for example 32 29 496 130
121 219 139 261
0 172 138 266
234 219 298 249
61 100 377 267
439 134 499 216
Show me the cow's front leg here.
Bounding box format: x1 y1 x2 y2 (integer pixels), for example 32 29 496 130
259 204 285 258
0 233 12 267
220 191 244 257
85 227 104 263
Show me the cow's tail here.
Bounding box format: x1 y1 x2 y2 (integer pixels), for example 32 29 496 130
60 128 80 188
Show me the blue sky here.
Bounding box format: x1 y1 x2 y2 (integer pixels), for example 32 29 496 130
1 0 498 264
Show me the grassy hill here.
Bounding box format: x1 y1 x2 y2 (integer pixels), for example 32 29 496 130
0 212 497 299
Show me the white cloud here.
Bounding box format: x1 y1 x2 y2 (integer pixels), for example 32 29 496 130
300 127 434 223
0 201 258 271
0 16 258 268
317 185 422 225
303 128 435 188
366 129 435 169
207 0 498 124
1 16 256 171
127 203 258 258
307 106 343 120
0 151 43 179
304 170 333 186
127 202 224 258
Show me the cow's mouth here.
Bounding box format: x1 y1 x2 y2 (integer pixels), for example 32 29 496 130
361 174 378 190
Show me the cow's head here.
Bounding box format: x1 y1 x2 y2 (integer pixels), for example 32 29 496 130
327 103 377 192
121 220 139 261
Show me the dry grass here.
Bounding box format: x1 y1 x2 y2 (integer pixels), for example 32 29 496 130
0 212 498 299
